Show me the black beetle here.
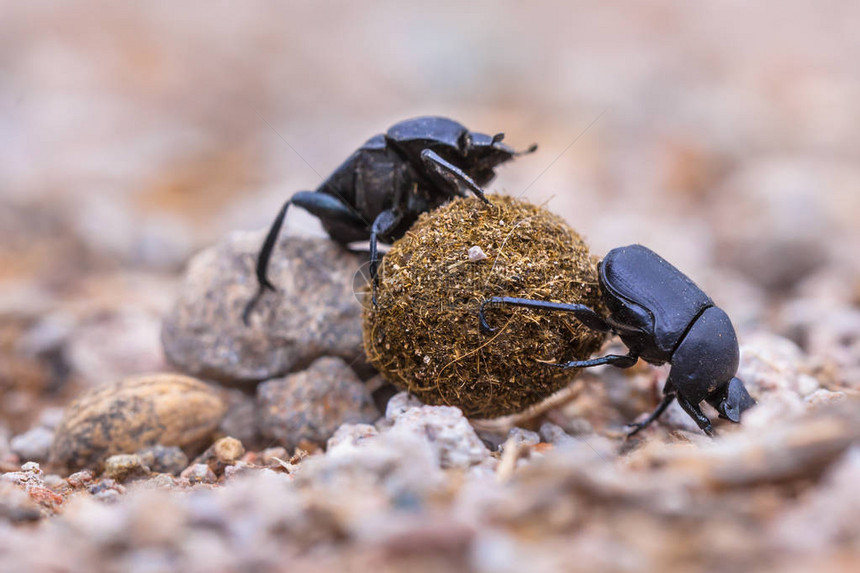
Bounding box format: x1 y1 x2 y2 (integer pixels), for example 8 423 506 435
243 116 537 322
479 244 755 436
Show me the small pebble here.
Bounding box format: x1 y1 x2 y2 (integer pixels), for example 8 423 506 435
137 445 189 476
223 461 255 480
88 479 126 503
144 473 179 489
181 464 217 485
103 454 151 483
191 437 245 475
66 469 96 489
468 245 488 262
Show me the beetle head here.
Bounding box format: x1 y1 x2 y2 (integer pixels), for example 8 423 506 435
463 131 537 172
706 377 756 423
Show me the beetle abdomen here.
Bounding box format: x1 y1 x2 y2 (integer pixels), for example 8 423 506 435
665 306 740 404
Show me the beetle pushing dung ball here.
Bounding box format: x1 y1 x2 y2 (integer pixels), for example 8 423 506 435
363 192 755 433
363 194 608 419
243 116 537 323
480 245 756 435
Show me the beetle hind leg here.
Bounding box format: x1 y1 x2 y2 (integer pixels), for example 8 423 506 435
243 198 294 325
626 392 676 437
243 191 365 326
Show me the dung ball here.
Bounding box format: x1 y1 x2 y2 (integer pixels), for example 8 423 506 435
362 195 607 418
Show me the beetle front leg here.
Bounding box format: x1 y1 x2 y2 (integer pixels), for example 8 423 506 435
479 296 613 333
369 209 402 306
676 394 715 437
420 149 491 204
547 352 638 370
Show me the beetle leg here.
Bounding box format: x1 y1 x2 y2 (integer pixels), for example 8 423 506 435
369 209 403 306
515 143 539 156
547 352 638 370
291 190 367 226
676 394 715 437
420 149 491 204
479 296 612 333
243 198 293 325
243 191 364 326
626 392 676 437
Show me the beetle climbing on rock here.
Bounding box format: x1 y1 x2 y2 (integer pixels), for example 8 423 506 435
479 244 756 436
243 116 537 323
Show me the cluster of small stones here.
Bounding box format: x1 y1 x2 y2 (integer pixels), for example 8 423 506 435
1 377 859 572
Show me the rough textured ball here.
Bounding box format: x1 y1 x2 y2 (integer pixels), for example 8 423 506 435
363 195 607 418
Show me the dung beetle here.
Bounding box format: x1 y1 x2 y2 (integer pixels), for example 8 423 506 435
243 116 537 323
479 244 755 436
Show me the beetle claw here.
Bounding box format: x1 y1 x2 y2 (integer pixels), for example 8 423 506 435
625 422 646 437
479 321 498 335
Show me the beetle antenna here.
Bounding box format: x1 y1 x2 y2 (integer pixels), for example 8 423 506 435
515 143 538 156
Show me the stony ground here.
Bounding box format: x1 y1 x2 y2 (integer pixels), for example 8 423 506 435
1 2 859 572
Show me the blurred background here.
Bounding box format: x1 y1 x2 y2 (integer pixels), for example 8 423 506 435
1 1 858 431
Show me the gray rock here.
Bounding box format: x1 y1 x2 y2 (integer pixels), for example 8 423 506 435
161 231 365 385
390 405 490 469
257 357 379 451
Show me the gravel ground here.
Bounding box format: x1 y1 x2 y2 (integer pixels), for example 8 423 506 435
1 2 858 572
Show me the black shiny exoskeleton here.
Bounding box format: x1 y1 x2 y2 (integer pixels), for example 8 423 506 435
479 244 756 436
243 116 537 323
